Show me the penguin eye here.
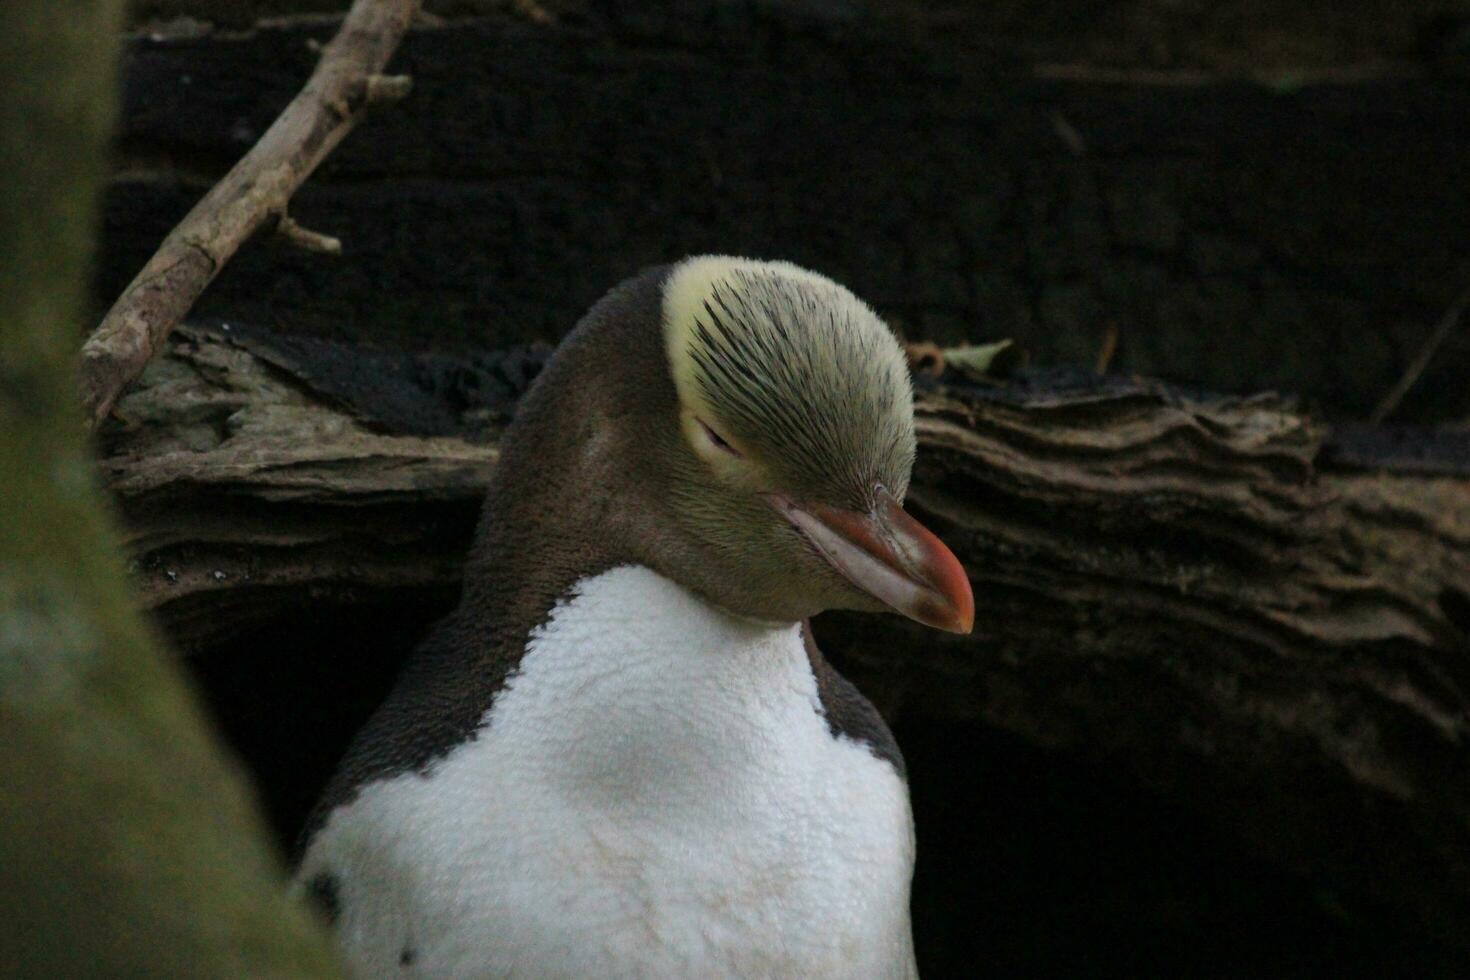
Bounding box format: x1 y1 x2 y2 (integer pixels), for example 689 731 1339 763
697 417 744 459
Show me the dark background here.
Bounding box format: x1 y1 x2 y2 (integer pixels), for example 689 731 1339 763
114 0 1470 423
109 1 1470 975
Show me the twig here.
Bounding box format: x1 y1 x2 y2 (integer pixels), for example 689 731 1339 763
77 0 422 429
1095 322 1119 374
1370 284 1470 423
510 0 556 25
275 214 343 255
1050 111 1087 156
363 73 413 103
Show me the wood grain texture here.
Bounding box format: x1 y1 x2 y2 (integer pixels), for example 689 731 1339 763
101 324 1470 957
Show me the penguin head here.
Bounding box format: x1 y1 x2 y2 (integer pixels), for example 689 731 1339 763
647 256 973 633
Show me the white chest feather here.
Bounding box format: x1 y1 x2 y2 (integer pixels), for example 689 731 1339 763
299 566 916 979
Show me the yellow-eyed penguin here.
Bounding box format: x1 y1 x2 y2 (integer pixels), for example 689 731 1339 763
296 256 975 978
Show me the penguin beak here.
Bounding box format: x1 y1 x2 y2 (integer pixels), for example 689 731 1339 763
766 487 975 634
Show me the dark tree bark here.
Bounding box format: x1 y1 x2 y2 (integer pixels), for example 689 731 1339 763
103 323 1470 962
0 3 338 976
103 6 1470 423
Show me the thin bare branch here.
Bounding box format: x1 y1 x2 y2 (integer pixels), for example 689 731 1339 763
1371 283 1470 422
1094 322 1119 374
363 73 413 104
275 214 343 255
77 0 422 429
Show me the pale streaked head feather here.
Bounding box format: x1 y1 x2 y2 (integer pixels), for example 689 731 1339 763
661 255 915 508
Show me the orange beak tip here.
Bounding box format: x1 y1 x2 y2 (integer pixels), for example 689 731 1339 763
769 488 975 636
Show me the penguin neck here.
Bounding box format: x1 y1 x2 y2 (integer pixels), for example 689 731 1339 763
453 272 680 658
456 408 634 664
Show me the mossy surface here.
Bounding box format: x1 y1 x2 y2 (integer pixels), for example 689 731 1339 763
0 1 339 974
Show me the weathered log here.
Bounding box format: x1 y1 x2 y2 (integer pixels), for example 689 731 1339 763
102 323 1470 966
103 325 494 644
104 8 1470 423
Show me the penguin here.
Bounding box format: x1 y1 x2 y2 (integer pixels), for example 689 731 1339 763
295 256 974 978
